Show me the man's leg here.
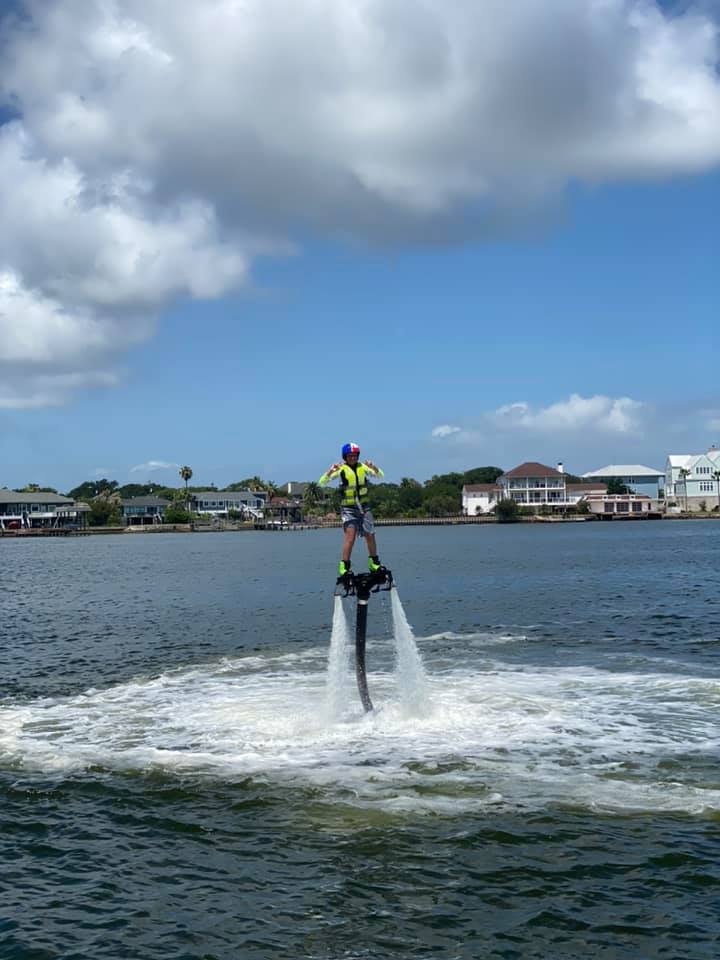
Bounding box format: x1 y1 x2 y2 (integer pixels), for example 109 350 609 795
342 525 357 564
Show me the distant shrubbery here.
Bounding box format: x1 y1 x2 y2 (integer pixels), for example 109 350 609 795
164 504 192 524
496 499 520 523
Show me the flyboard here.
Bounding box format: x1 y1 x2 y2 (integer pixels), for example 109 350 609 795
334 566 394 712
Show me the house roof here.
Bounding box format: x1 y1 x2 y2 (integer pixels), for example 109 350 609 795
120 497 170 507
463 484 501 493
584 493 651 501
566 482 607 492
0 491 73 504
582 464 663 478
667 453 720 468
500 462 564 479
192 490 265 500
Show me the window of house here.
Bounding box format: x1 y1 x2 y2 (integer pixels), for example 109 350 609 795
617 502 629 512
700 481 713 492
632 502 642 512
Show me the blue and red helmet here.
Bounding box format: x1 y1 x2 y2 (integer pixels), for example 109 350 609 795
342 442 360 459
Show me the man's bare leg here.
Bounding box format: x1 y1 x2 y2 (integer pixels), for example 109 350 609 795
342 525 357 564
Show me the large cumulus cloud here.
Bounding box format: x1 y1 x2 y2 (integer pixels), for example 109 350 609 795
1 0 720 406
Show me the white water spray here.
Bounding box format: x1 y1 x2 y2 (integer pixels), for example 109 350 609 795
324 596 354 721
391 590 430 716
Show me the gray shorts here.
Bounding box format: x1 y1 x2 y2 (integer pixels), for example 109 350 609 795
342 507 375 537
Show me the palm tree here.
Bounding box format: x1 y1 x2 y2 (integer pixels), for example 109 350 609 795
713 469 720 515
678 467 690 513
303 481 321 514
179 465 193 515
304 481 320 505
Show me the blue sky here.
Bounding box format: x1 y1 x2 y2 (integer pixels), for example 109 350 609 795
0 1 718 492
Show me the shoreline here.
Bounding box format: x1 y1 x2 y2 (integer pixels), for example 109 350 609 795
2 512 719 537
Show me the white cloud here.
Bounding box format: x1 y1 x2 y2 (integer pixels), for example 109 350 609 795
432 424 461 438
1 1 720 406
432 393 647 444
491 394 645 433
130 460 179 474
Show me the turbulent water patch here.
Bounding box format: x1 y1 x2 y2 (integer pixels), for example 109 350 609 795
1 623 718 817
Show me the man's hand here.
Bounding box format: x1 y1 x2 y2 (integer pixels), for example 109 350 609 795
364 460 380 473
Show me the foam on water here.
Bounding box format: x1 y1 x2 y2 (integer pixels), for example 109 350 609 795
324 595 354 722
390 589 429 716
1 626 719 816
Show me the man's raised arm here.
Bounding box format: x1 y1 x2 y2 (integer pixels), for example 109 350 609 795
319 462 343 485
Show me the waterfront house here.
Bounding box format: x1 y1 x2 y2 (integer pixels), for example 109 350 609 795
583 493 656 516
566 482 607 504
191 490 267 519
462 484 501 515
0 491 88 530
498 462 569 508
264 496 304 524
121 496 171 525
665 446 720 511
280 482 308 498
581 464 664 498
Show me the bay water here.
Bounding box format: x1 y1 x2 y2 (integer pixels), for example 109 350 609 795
1 523 719 959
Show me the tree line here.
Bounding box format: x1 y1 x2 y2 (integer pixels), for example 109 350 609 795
10 464 609 524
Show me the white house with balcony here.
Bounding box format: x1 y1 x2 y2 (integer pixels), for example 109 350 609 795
498 462 570 508
191 490 267 519
665 447 720 512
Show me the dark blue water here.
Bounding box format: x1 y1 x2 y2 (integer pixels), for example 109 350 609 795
2 523 719 959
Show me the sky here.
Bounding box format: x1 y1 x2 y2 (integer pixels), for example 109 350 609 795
0 0 718 493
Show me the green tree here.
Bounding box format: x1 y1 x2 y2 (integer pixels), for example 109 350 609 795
303 481 321 511
165 503 192 524
424 494 458 517
67 479 118 501
606 478 630 495
398 477 423 512
88 499 122 526
712 470 720 513
496 498 520 523
179 465 193 513
463 466 504 484
116 483 155 498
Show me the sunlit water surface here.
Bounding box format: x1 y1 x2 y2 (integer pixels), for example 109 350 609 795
2 523 719 959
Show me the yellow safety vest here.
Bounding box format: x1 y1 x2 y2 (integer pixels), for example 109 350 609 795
339 463 370 507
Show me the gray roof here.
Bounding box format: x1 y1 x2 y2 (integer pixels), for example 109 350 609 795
120 497 171 507
192 490 266 500
0 491 73 504
582 464 663 478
